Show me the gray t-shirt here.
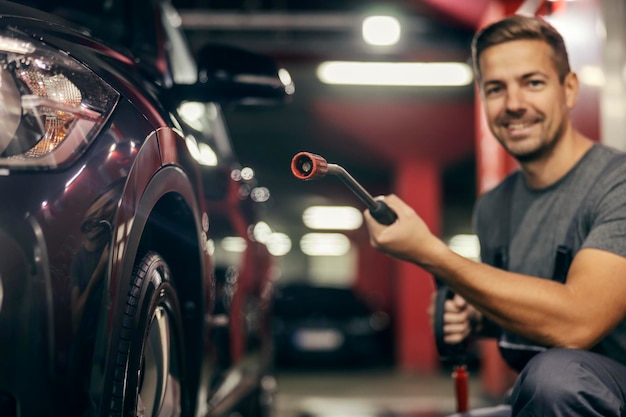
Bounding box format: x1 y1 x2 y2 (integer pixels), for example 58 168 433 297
475 143 626 369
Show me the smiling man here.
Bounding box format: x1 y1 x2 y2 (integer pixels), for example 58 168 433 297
363 14 626 417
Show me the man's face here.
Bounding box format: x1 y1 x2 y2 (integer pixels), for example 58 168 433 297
478 39 577 162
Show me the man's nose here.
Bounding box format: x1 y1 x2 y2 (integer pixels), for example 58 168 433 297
505 87 526 112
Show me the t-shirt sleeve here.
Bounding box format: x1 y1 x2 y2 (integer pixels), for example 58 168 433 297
581 167 626 259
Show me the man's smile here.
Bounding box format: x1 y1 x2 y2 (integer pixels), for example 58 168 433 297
508 122 533 129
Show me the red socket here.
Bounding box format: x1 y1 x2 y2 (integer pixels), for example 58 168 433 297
291 152 329 180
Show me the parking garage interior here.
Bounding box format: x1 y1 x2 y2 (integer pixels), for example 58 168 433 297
2 0 623 416
158 0 626 416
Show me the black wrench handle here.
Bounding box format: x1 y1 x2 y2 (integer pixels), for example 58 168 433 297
434 286 467 362
369 199 397 225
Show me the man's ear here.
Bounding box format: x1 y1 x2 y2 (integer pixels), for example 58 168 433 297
564 71 579 109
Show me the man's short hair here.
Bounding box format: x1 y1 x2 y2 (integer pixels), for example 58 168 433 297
471 14 571 83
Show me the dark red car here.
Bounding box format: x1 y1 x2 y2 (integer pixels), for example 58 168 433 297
0 0 292 416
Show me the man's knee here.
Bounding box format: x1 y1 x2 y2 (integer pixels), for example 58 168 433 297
510 349 584 406
509 348 626 417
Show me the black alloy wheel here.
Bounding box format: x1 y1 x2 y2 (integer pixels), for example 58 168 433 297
110 251 185 417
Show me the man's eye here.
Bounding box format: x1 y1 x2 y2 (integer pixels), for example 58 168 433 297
485 86 502 96
528 79 544 88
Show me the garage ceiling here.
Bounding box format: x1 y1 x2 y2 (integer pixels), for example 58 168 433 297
173 0 483 240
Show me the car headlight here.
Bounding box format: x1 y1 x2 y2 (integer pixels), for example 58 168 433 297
0 30 119 169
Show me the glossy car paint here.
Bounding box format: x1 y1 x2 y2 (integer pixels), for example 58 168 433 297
0 1 284 416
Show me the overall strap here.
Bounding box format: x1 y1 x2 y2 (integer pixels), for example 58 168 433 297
493 174 517 270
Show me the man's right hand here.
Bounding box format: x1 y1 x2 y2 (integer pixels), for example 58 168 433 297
429 292 481 344
363 194 449 265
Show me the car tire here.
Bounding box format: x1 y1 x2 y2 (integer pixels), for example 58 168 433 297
110 251 185 417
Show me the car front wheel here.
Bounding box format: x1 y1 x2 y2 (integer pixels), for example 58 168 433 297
110 251 185 417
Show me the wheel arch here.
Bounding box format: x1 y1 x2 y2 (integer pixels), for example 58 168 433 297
137 183 208 415
101 164 211 417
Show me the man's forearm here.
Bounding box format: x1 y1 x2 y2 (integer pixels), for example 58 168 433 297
416 243 599 349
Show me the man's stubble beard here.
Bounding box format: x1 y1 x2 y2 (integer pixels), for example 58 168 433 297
503 120 566 164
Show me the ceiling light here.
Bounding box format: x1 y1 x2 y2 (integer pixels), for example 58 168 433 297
267 233 292 256
278 68 295 95
178 101 205 130
302 206 363 230
241 167 255 180
317 61 473 86
579 65 604 87
184 135 218 166
198 142 218 166
447 234 480 261
221 236 247 253
250 186 270 202
206 239 215 255
300 233 351 256
362 15 401 46
253 221 273 243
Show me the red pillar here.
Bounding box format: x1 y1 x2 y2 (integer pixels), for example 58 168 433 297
354 241 394 314
392 159 440 372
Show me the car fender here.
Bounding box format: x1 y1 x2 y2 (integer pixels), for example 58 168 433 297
96 128 213 416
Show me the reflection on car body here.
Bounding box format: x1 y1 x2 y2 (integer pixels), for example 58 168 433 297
0 0 292 416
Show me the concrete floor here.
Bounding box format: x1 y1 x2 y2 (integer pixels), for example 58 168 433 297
274 367 500 417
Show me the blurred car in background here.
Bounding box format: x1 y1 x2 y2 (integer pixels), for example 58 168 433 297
272 283 393 369
0 0 292 416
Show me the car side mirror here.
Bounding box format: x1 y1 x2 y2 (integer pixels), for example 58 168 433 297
168 43 294 107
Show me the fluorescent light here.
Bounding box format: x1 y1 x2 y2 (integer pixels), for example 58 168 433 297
447 234 480 261
362 16 401 46
579 65 604 87
253 221 273 243
221 236 247 253
198 142 218 166
185 136 201 161
278 68 296 95
300 233 351 256
178 101 205 130
267 233 292 256
184 135 218 166
317 61 473 86
302 206 363 230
